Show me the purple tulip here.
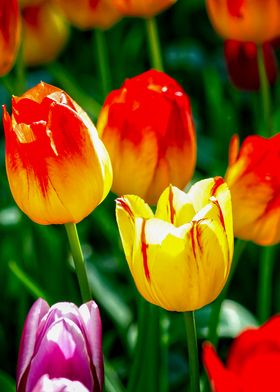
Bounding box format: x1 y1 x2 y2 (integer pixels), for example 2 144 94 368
17 298 103 392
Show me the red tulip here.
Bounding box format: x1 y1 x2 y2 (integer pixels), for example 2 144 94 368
203 316 280 391
3 82 112 225
0 0 21 76
224 40 278 91
225 134 280 245
97 69 196 205
112 0 176 17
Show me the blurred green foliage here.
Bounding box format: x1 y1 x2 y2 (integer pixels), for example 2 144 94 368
0 1 280 391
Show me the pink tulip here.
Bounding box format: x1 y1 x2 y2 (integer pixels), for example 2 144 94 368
17 298 103 392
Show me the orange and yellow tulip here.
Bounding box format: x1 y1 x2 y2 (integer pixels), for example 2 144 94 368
98 69 196 205
0 0 21 76
22 1 69 66
206 0 280 44
116 177 233 312
112 0 176 17
53 0 121 30
3 82 112 225
225 134 280 245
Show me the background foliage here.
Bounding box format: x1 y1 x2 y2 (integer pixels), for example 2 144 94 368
0 0 279 390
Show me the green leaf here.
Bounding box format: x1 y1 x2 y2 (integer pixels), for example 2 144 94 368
196 299 259 339
104 358 126 392
0 370 16 392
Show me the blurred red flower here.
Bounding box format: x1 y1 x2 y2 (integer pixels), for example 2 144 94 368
203 315 280 391
224 40 278 91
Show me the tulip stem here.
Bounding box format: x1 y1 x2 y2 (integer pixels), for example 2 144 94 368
257 245 276 324
145 17 164 71
257 45 272 136
207 239 247 347
65 223 91 303
94 29 112 100
184 311 200 392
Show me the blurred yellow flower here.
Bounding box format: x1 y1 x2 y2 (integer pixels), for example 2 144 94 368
116 177 233 312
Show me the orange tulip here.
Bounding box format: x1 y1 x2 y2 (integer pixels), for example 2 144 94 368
206 0 280 44
112 0 176 17
3 82 112 225
0 0 21 76
22 1 69 66
97 69 196 205
53 0 121 30
225 134 280 245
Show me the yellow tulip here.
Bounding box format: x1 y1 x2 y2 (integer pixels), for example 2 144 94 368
116 177 233 312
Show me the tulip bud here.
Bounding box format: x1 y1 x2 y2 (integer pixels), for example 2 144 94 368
98 69 196 205
22 1 69 66
225 134 280 245
53 0 121 30
3 82 112 225
224 40 278 91
0 0 21 76
17 299 103 392
116 177 233 312
112 0 176 17
203 316 280 391
206 0 280 44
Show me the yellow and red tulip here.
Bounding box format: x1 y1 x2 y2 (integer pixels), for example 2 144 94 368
22 1 69 66
3 82 112 225
225 134 280 245
98 69 196 205
116 177 233 312
0 0 21 76
53 0 121 30
206 0 280 44
112 0 176 17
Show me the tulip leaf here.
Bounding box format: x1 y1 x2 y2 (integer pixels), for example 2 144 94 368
104 358 126 392
87 263 133 330
196 299 259 339
0 370 15 392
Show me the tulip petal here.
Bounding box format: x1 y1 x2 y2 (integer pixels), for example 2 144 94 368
116 195 154 267
155 185 195 225
188 177 234 259
32 375 89 392
26 318 94 392
79 301 103 391
17 298 50 392
133 198 231 311
203 342 242 392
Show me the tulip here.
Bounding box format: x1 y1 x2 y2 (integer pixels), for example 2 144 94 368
22 1 69 66
17 298 103 392
116 177 233 312
98 69 196 205
206 0 280 44
203 315 280 392
3 82 112 225
112 0 176 17
53 0 121 30
225 134 280 245
224 40 278 91
0 0 21 76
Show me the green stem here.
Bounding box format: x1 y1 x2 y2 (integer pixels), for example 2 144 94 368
145 17 164 71
184 311 200 392
257 45 272 136
65 223 91 303
94 29 112 99
14 38 26 95
257 246 276 323
207 239 247 347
